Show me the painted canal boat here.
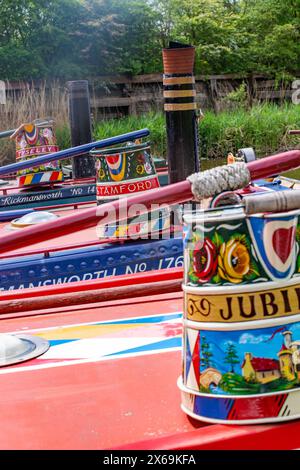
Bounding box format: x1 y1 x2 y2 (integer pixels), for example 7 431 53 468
0 43 296 295
1 146 300 447
0 120 298 293
1 44 300 447
0 81 168 212
0 148 182 292
0 124 181 291
0 42 199 291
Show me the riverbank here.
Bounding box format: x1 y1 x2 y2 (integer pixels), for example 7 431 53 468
94 104 300 161
1 103 299 167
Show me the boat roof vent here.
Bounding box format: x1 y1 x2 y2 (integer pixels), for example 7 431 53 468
0 334 49 367
10 211 58 229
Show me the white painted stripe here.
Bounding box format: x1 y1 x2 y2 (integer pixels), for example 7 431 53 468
40 172 52 183
0 346 181 375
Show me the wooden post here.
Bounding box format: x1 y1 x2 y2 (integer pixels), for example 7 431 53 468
67 80 95 179
162 42 200 183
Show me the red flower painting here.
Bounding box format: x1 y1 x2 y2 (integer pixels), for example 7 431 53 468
193 238 218 283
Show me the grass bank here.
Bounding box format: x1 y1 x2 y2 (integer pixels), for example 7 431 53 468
1 101 299 166
94 104 300 160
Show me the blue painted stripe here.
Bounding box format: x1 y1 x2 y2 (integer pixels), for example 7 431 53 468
106 336 182 357
0 172 167 211
0 237 183 291
185 333 192 383
194 395 234 420
0 129 150 177
0 209 34 222
49 339 79 346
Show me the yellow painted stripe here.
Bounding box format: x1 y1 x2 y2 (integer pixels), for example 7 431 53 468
24 174 33 185
164 90 196 98
163 76 195 85
164 103 197 111
33 323 144 340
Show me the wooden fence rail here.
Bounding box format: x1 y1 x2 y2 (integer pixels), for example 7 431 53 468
2 72 300 119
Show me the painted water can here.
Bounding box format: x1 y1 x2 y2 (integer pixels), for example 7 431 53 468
91 142 169 239
12 119 63 187
179 205 300 424
92 142 159 202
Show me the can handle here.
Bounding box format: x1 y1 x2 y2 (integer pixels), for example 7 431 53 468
244 189 300 214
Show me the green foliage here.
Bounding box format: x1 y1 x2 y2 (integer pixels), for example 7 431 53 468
224 83 248 110
212 232 224 249
0 0 299 79
245 260 260 281
220 372 300 394
93 103 300 161
93 111 166 157
219 372 260 394
200 335 214 368
224 342 239 373
55 124 71 150
200 103 300 160
188 273 200 284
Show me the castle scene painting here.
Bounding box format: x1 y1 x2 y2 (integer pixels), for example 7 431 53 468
185 322 300 395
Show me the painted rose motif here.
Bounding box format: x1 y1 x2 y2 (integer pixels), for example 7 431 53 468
218 238 250 284
137 153 146 164
193 238 218 283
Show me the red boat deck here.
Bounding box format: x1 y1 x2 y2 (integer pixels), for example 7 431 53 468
1 289 300 450
0 204 99 257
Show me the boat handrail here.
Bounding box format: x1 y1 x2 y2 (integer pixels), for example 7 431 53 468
0 128 150 177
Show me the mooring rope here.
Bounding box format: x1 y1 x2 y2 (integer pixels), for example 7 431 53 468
187 163 251 201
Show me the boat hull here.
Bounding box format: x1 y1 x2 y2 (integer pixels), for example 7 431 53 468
2 282 300 449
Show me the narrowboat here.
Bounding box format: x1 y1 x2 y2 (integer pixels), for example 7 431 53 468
0 44 300 449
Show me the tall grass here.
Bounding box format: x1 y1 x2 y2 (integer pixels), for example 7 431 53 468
201 103 300 160
0 82 70 165
1 84 299 169
93 111 166 157
94 104 300 160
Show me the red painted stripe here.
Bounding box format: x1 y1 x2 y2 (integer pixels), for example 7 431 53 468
0 267 183 301
18 175 26 185
193 332 200 386
116 420 300 450
50 171 59 181
227 393 288 421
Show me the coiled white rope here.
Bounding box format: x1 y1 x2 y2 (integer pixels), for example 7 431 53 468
187 163 251 201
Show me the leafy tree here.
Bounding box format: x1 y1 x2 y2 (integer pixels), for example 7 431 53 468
0 0 299 79
112 0 162 74
200 335 214 369
224 342 240 373
0 0 127 79
237 0 300 78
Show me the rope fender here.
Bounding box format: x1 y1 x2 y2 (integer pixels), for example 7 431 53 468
187 163 251 200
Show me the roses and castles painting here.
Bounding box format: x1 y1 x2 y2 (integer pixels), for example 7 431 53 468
183 323 300 396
